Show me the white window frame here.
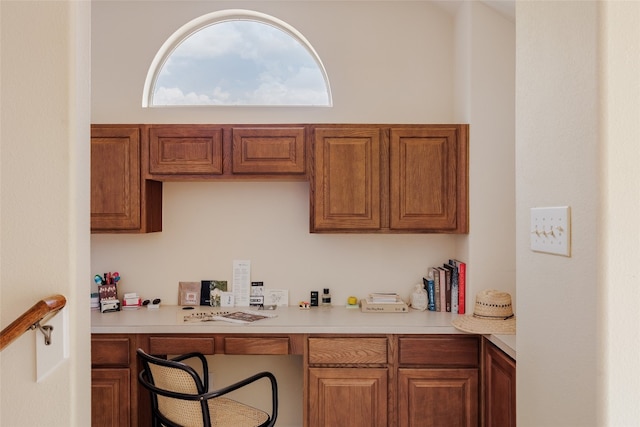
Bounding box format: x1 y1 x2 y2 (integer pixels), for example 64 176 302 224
142 9 332 107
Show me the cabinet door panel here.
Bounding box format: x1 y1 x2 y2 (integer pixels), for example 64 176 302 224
312 127 381 231
398 368 478 427
390 127 466 231
91 127 141 231
308 367 387 427
91 368 130 427
149 125 223 175
485 342 516 427
232 127 306 174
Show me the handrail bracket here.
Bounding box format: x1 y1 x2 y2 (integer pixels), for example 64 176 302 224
31 322 54 346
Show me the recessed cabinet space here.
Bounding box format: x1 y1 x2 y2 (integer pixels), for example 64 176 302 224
310 124 468 233
91 125 162 233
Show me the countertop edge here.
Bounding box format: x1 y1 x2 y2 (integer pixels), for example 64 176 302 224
486 334 517 360
91 306 516 359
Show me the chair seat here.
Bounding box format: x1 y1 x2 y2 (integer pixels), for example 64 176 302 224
209 397 270 426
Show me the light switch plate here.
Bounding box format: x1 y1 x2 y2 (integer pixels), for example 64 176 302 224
36 306 69 382
530 206 571 256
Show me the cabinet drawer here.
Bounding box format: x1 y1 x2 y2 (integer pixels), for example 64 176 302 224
149 337 215 355
398 336 479 367
224 337 289 355
91 337 130 367
308 337 387 364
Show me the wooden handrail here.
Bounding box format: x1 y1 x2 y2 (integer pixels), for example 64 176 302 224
0 294 66 352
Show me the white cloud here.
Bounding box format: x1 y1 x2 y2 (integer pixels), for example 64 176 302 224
153 19 329 106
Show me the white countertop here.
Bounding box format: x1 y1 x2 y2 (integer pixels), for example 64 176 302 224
91 305 516 359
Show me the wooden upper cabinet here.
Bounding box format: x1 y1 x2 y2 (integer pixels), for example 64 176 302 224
390 126 468 232
91 126 162 233
312 127 382 231
311 124 468 233
91 123 467 234
148 125 223 175
232 127 306 175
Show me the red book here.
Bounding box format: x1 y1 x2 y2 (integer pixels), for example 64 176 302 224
452 260 466 314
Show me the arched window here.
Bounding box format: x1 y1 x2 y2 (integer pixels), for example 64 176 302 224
143 10 331 107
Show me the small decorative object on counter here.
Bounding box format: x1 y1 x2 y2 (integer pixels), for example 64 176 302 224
96 271 120 313
200 280 227 306
250 281 264 307
410 283 429 311
142 298 161 309
310 291 319 307
321 288 332 306
100 299 120 313
299 301 310 309
90 293 99 310
178 282 200 306
122 292 142 309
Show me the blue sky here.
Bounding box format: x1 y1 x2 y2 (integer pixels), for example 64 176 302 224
153 20 329 106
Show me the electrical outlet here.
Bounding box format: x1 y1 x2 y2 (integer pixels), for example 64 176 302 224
530 206 571 256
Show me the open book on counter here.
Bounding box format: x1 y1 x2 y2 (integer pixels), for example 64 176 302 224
179 309 278 324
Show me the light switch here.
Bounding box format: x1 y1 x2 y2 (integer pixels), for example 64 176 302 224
530 206 571 256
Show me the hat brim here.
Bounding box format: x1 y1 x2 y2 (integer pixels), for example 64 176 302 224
451 315 516 335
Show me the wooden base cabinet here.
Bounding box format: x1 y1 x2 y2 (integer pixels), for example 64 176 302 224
398 368 478 427
306 335 479 427
397 335 480 427
91 335 137 427
484 340 516 427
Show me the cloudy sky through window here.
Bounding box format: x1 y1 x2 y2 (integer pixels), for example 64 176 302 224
153 20 330 106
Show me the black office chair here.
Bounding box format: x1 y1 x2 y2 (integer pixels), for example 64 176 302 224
137 349 278 427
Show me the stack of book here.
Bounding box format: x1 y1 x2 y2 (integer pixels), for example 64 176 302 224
360 293 409 313
423 259 466 314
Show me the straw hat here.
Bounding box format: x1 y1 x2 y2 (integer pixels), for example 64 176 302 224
452 289 516 335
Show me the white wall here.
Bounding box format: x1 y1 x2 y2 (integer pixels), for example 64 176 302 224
600 1 640 424
455 1 516 307
90 2 515 426
91 1 488 306
515 1 623 425
0 1 91 426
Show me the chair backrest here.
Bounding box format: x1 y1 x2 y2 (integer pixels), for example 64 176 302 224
137 349 210 427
